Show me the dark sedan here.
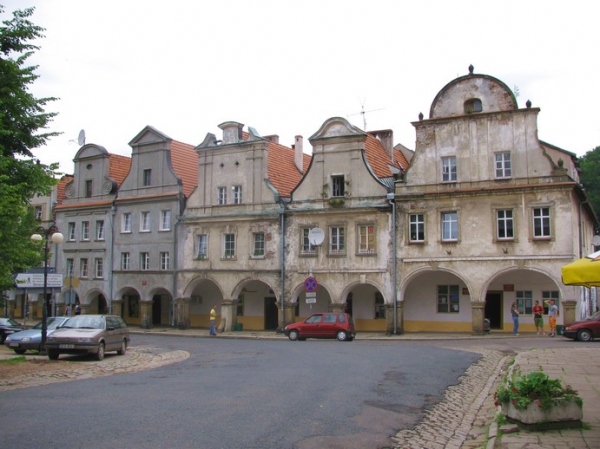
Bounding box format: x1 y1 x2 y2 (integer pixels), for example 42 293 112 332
4 316 70 353
0 317 23 344
562 311 600 341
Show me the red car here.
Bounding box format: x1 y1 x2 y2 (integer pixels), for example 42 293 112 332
284 312 356 341
562 311 600 342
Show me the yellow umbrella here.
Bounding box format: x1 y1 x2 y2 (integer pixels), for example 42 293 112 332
561 250 600 287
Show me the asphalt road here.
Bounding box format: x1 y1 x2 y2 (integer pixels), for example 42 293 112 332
0 335 482 449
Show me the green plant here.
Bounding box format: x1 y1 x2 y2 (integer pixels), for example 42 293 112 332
321 183 330 198
328 198 344 206
0 356 25 365
494 370 582 411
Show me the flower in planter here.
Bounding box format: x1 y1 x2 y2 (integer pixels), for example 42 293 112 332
494 370 582 411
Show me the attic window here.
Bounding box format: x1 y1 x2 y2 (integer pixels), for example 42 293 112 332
464 98 482 114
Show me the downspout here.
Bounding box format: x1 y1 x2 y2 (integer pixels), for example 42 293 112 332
278 199 287 332
109 202 116 314
387 192 397 334
578 193 590 316
173 216 181 328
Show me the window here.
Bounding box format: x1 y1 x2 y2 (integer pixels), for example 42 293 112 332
232 185 242 204
122 213 132 233
329 227 345 255
95 258 104 279
80 258 88 278
85 180 92 198
223 234 235 258
160 252 170 270
441 212 458 241
358 225 375 254
374 292 385 319
81 221 90 240
68 222 76 241
533 207 551 238
409 214 425 242
331 175 345 197
464 98 483 114
121 252 130 270
442 156 457 182
140 252 150 270
516 291 533 315
218 187 227 205
160 210 171 231
542 291 560 313
143 169 152 186
496 210 514 240
301 228 316 255
196 234 208 259
438 285 459 313
95 220 104 240
66 258 74 275
34 205 43 221
495 152 512 178
253 233 265 257
140 211 150 232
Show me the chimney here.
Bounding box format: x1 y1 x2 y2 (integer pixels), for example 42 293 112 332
371 130 394 159
294 135 303 173
264 135 279 144
218 121 244 144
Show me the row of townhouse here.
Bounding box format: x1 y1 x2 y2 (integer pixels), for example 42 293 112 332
8 67 598 333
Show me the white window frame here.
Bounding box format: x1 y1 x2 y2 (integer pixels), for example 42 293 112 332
442 156 457 182
495 152 512 179
223 234 235 259
82 221 90 241
140 252 150 270
217 187 227 205
196 234 208 259
34 205 43 220
441 212 458 242
533 207 551 239
160 252 170 270
66 258 74 275
121 252 130 270
409 213 425 243
68 222 76 241
96 220 105 240
357 224 375 254
496 209 514 240
80 258 88 278
140 211 150 232
160 210 171 231
95 258 103 279
253 233 265 257
301 228 316 256
329 226 345 255
232 185 242 204
122 213 132 233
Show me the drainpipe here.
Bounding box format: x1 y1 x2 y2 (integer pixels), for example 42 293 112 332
172 215 181 328
387 192 397 334
109 202 116 314
278 198 289 332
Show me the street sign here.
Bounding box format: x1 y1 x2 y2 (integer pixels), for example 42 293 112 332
305 292 316 298
306 297 316 304
303 276 318 292
14 273 63 288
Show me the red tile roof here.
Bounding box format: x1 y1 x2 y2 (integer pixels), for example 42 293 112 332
170 140 198 197
109 154 132 186
267 140 311 197
364 134 408 178
55 175 74 205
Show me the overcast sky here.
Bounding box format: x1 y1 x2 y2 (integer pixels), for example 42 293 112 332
2 0 599 175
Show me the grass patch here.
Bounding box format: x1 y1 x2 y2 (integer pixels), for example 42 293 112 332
0 356 25 365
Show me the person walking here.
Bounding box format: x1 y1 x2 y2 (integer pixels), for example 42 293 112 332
532 300 544 335
511 302 520 336
209 304 217 336
547 299 559 336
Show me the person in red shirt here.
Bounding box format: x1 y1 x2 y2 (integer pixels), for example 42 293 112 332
532 300 544 335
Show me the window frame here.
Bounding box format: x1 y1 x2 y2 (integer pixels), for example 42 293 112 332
329 226 345 256
85 180 92 198
532 206 552 239
160 210 171 231
301 228 316 256
331 175 345 198
441 211 458 242
252 233 265 258
223 233 236 259
94 258 104 279
96 220 105 241
80 258 88 278
217 187 227 205
34 205 43 221
122 213 132 233
516 291 533 315
437 285 460 313
143 169 152 187
66 258 74 275
232 185 242 204
82 221 90 241
496 209 514 241
441 156 457 182
196 234 208 259
494 152 512 179
140 252 150 270
68 222 76 241
409 213 425 243
140 211 151 232
121 252 130 270
357 224 376 255
160 252 170 270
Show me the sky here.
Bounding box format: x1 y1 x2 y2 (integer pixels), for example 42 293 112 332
2 0 599 175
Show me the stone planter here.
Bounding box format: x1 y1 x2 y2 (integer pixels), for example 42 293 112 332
502 398 582 430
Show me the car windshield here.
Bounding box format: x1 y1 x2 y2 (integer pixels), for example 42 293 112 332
47 317 67 330
62 316 104 329
0 317 20 326
589 311 600 320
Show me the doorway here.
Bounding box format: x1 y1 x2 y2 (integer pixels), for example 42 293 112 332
152 295 162 325
264 297 278 330
485 291 503 329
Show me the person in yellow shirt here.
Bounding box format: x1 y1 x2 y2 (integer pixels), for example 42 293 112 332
209 305 217 336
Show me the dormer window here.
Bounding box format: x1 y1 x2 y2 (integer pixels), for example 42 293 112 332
331 175 345 197
464 98 482 114
143 169 152 186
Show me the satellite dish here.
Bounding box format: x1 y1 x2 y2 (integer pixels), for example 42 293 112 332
77 129 86 146
308 228 325 246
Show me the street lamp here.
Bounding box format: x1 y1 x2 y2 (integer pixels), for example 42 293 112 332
31 226 64 355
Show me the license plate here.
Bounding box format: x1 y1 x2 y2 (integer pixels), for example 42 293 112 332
9 342 19 347
59 344 75 349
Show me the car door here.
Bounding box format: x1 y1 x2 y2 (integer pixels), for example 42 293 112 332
104 317 120 350
321 313 339 338
302 314 323 338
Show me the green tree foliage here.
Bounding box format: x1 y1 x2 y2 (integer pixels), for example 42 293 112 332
578 146 600 226
0 5 60 295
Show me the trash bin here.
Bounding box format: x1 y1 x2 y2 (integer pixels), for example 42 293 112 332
234 323 243 331
556 325 563 335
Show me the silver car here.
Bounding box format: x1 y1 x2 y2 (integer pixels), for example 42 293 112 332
45 315 130 361
4 317 70 354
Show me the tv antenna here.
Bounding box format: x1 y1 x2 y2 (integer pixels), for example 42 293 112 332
69 129 86 146
348 100 383 131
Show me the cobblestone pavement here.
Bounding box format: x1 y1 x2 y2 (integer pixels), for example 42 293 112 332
0 346 190 392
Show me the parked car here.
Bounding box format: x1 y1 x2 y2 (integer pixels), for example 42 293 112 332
45 314 130 360
562 311 600 342
4 317 70 353
284 312 356 341
0 317 24 344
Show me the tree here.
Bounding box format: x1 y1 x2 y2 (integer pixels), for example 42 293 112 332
578 146 600 226
0 5 60 296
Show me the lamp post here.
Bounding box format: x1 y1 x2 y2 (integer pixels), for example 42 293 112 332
31 226 64 355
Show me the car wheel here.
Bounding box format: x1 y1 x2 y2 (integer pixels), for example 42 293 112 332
48 351 59 360
95 342 105 361
288 330 299 341
0 333 5 344
13 349 26 355
117 339 127 355
337 331 348 341
577 329 593 342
